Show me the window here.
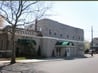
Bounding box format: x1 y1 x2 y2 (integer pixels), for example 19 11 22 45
73 36 74 40
81 37 83 41
60 34 62 37
67 35 69 39
49 29 51 35
0 40 2 49
22 31 24 34
26 31 28 34
54 32 56 35
29 32 31 35
18 31 20 34
79 36 80 40
96 43 98 45
21 31 24 34
25 31 27 34
27 31 30 35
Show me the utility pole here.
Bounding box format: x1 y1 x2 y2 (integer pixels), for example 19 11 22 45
91 26 93 49
35 18 38 31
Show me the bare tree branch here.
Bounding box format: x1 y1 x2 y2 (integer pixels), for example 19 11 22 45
10 1 15 22
0 6 8 19
0 1 51 64
0 14 13 25
16 1 21 17
22 11 34 14
22 1 37 11
0 1 39 64
16 21 33 27
32 2 52 31
0 1 14 25
16 24 25 26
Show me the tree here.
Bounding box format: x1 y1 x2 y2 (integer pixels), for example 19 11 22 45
0 1 38 64
84 41 90 52
27 40 36 58
32 2 52 31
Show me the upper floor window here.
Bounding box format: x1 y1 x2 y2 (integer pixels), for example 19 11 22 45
49 29 51 35
54 32 56 35
73 36 74 40
78 36 80 40
27 31 30 35
29 32 32 35
22 31 24 34
25 31 28 34
81 37 83 41
67 35 69 39
16 31 19 34
60 34 62 37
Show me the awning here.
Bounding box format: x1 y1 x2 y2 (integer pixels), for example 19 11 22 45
56 41 74 46
17 39 36 45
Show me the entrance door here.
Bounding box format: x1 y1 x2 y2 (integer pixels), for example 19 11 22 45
56 48 61 57
66 48 70 57
64 49 67 57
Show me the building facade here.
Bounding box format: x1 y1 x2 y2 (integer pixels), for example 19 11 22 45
35 19 84 41
28 19 84 57
0 26 40 57
0 19 84 58
91 38 98 53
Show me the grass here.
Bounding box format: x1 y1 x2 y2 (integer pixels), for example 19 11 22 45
16 57 26 60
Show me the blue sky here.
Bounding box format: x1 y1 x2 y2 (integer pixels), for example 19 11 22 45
47 1 98 41
1 1 98 42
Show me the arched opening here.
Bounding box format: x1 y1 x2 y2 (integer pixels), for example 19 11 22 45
52 50 55 57
16 39 37 58
37 46 41 57
64 50 67 57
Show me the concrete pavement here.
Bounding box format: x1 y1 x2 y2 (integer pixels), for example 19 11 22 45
0 54 90 63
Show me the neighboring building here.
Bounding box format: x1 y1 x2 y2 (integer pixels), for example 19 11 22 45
0 26 40 57
0 19 84 58
91 38 98 53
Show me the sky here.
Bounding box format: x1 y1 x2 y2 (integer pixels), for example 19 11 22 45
47 1 98 42
0 1 98 42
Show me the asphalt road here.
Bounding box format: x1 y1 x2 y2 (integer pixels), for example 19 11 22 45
0 54 98 73
32 54 98 73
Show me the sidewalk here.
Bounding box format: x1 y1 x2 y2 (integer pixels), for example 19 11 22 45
0 54 97 64
0 58 65 65
0 59 48 64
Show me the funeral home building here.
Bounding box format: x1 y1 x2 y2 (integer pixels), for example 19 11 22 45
0 19 84 58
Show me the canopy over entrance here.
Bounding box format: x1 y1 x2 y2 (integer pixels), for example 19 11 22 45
55 41 74 47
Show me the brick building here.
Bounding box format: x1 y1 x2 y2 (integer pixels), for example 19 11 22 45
0 19 84 58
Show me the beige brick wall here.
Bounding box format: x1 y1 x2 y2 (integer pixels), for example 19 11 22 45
36 19 84 41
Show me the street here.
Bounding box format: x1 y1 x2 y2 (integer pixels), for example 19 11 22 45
0 54 98 73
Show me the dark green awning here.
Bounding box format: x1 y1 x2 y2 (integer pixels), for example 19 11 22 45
17 39 36 45
62 41 69 45
56 41 74 46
